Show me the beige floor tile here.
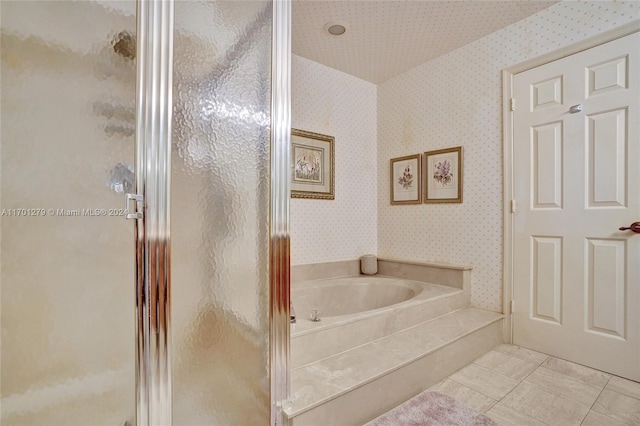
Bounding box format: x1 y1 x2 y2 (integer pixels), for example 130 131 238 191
427 379 446 391
494 343 549 364
485 403 546 426
581 409 629 426
500 381 589 426
448 363 520 400
525 366 602 407
593 388 640 425
541 357 611 387
474 350 539 381
606 375 640 400
431 378 497 412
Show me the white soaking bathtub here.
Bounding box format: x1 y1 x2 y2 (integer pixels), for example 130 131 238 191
293 277 420 318
290 275 468 368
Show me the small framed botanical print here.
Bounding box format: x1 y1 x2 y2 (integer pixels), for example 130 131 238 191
390 154 422 205
424 146 463 203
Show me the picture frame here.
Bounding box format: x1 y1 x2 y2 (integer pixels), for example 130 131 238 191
423 146 463 203
291 128 335 200
390 154 422 205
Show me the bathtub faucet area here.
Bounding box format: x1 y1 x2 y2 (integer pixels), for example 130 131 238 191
310 309 321 322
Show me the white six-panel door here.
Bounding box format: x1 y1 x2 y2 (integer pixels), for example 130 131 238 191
512 32 640 381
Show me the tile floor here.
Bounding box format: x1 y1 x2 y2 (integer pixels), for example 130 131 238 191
428 343 640 426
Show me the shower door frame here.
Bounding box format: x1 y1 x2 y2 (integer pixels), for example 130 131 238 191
134 0 174 424
133 0 292 424
270 1 293 425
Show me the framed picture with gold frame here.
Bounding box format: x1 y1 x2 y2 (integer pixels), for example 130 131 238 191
424 146 463 203
390 154 422 205
291 128 335 200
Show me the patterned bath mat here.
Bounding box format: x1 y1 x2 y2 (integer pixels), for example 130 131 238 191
366 390 497 426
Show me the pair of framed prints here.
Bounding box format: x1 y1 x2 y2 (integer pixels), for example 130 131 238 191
390 147 463 205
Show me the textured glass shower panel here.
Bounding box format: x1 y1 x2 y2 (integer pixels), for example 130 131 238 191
0 2 136 425
171 1 272 424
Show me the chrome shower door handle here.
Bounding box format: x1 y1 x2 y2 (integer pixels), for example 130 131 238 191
619 222 640 233
125 193 143 220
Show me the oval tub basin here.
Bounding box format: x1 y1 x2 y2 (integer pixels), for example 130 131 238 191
292 276 422 318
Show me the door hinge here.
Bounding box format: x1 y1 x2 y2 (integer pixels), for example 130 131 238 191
511 199 516 213
510 98 515 111
510 300 515 314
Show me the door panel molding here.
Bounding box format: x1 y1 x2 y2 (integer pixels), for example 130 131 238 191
585 238 626 339
586 108 628 208
531 122 564 210
531 236 563 324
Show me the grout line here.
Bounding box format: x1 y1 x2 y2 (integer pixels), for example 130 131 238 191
603 375 640 402
580 376 612 426
447 345 540 402
446 382 499 414
524 363 609 426
483 399 499 414
484 351 550 425
495 357 539 402
494 344 550 365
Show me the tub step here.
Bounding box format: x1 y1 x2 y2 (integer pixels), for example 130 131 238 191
291 280 469 368
284 307 503 426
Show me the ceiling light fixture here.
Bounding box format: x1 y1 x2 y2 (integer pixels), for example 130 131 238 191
324 21 347 36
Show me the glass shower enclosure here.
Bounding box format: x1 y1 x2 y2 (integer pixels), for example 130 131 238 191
0 0 291 424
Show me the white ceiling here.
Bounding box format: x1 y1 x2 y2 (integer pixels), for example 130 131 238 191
292 0 559 84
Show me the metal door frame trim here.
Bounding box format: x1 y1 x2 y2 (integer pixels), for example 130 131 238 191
135 1 174 424
270 1 292 425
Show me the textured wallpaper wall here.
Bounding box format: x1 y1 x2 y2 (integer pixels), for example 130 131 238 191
377 1 639 312
291 54 378 264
